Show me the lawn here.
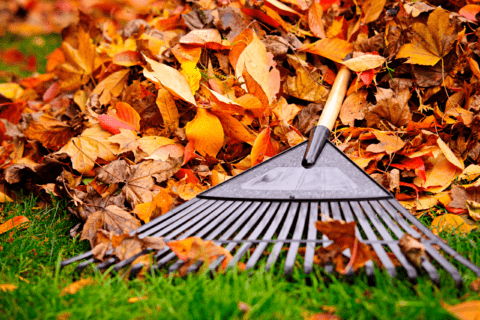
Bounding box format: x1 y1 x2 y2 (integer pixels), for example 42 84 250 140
1 194 479 320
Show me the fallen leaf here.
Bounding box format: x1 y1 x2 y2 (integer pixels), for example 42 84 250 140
459 5 480 22
444 301 480 320
396 7 457 66
0 284 18 292
0 216 30 235
251 127 278 166
128 296 148 303
156 85 179 133
465 200 480 221
398 234 426 267
342 54 385 72
91 69 130 106
431 214 477 236
300 38 353 63
365 87 411 128
60 278 95 296
437 138 464 170
365 131 405 155
185 108 224 157
143 55 196 106
24 114 76 151
308 2 326 39
362 0 386 24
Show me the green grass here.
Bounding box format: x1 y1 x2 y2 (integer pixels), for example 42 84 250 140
0 32 62 80
0 195 479 320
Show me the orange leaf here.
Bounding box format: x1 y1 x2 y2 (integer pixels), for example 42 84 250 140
431 214 477 235
110 102 141 132
365 131 405 155
251 127 278 166
300 38 353 63
444 301 480 320
0 216 29 235
459 5 480 22
112 50 142 67
185 108 224 157
308 2 326 39
60 279 95 296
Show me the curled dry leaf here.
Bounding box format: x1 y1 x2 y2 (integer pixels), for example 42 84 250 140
339 90 368 127
398 234 426 267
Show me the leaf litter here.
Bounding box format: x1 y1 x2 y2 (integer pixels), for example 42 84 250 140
1 0 480 305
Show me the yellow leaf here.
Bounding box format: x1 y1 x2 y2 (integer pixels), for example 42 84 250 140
437 138 464 170
0 83 23 100
466 200 480 221
181 63 202 95
215 112 256 145
431 214 476 236
362 0 386 23
128 296 148 303
444 301 480 320
172 45 202 95
136 136 176 156
143 55 196 106
459 164 480 181
156 86 180 132
185 108 224 157
400 197 439 211
300 38 353 63
396 7 457 66
342 54 386 72
0 284 17 292
60 278 95 296
0 184 13 202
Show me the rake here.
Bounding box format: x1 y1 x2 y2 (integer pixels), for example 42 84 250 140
62 66 480 287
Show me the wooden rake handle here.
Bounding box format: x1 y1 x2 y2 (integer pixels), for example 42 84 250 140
302 66 351 168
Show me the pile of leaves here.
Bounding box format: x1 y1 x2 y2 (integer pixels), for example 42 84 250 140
1 0 480 276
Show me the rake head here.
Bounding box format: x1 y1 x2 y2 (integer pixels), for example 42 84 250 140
62 141 480 288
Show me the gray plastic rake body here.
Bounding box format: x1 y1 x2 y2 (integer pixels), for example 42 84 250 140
62 67 480 287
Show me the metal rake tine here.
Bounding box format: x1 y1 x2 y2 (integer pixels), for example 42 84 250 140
380 200 463 286
75 258 97 274
387 199 480 278
265 202 298 272
61 249 100 268
158 201 245 273
141 200 225 239
304 202 318 274
133 198 205 235
319 202 334 274
360 201 418 280
208 202 272 271
284 202 308 275
227 202 280 269
245 202 289 270
112 249 152 273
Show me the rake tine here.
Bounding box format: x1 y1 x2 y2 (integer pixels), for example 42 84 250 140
349 202 396 277
61 249 99 268
112 249 152 273
208 202 266 271
379 200 462 286
245 202 290 270
133 198 204 235
227 202 280 269
360 201 418 281
265 203 298 272
387 199 480 278
304 202 318 274
319 202 334 274
75 258 96 274
140 200 225 239
284 202 308 274
95 257 117 271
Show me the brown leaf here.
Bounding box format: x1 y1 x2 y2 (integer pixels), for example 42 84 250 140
24 114 76 151
339 90 368 127
398 234 426 267
365 87 411 128
91 69 130 106
80 205 141 247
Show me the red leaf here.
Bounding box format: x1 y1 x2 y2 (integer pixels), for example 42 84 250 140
107 102 141 131
391 157 426 182
43 82 60 103
445 206 468 214
175 168 200 184
98 114 136 135
459 5 480 22
358 69 376 85
2 49 25 65
183 140 198 165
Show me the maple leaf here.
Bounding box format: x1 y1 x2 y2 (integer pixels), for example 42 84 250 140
396 7 457 66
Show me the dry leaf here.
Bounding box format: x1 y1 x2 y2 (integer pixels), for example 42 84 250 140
365 87 411 128
251 127 278 166
342 54 385 72
60 278 95 296
431 214 477 235
444 301 480 320
396 7 457 66
365 131 405 155
156 85 180 133
398 234 426 267
185 108 224 157
0 284 17 292
300 38 353 63
0 216 29 235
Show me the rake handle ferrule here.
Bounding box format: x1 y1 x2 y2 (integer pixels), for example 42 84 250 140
302 66 351 168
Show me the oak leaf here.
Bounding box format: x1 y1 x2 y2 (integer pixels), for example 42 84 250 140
396 7 457 66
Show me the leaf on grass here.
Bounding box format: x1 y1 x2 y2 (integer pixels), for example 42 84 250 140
60 278 95 296
128 296 148 303
465 200 480 221
0 284 17 292
300 38 353 63
185 108 224 157
0 216 29 235
396 7 457 66
431 214 477 236
443 301 480 320
143 55 196 106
